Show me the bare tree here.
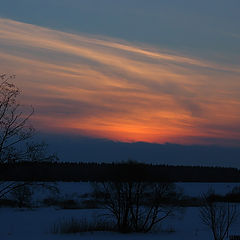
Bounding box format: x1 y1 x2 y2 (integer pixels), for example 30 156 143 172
93 181 181 233
0 73 58 199
200 191 238 240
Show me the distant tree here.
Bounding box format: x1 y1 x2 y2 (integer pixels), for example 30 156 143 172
200 190 238 240
93 181 181 233
0 73 58 199
10 184 33 208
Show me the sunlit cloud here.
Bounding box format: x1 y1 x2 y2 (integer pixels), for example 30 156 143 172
1 18 240 145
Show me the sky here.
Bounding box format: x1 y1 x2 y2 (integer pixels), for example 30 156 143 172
0 1 240 165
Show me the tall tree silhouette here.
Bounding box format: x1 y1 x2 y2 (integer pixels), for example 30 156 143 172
0 73 57 199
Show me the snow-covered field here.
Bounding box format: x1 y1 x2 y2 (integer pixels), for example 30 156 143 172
1 182 240 240
0 206 239 240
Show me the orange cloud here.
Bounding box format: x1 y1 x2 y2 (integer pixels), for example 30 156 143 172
0 18 240 145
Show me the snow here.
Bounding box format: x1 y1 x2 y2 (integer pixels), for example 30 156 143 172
0 207 222 240
0 206 239 240
1 182 240 240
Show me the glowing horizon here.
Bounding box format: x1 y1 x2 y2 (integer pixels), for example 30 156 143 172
1 18 240 145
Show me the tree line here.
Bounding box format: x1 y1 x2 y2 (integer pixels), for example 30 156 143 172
1 161 240 182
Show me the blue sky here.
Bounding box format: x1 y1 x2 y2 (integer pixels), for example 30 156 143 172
1 0 239 63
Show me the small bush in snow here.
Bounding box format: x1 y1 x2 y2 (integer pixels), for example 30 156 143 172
51 217 116 234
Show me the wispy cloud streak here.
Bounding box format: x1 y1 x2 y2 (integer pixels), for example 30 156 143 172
0 18 240 145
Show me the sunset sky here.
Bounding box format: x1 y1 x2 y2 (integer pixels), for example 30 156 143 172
0 1 240 164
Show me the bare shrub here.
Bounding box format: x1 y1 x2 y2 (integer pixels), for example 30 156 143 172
92 181 181 233
200 191 238 240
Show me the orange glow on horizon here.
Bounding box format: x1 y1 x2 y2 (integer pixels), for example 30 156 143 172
1 18 240 145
